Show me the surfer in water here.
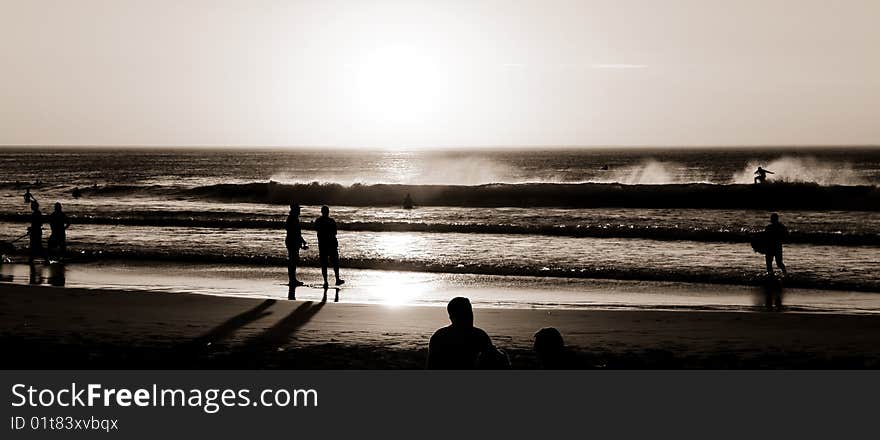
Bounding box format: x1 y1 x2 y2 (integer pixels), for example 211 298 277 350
763 213 788 276
315 205 344 287
47 202 71 259
23 188 34 204
403 193 414 210
754 166 774 184
285 204 308 287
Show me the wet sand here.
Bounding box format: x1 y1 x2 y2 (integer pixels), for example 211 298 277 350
2 283 880 368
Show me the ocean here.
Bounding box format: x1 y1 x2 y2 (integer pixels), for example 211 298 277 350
1 147 879 307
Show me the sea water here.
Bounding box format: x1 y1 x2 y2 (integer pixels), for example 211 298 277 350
1 147 879 302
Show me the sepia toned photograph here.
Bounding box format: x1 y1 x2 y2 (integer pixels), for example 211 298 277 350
2 0 879 370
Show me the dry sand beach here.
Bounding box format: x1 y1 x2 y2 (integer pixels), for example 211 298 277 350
3 283 880 369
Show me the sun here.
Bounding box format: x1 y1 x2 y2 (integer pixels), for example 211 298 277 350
348 44 449 127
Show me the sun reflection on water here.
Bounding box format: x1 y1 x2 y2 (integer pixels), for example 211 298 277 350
359 270 431 307
371 233 425 259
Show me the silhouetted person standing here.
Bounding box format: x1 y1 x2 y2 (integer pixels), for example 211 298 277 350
403 193 414 210
47 202 70 259
315 205 344 287
754 166 774 184
23 188 33 204
285 204 307 286
27 201 45 264
764 213 788 276
427 297 508 369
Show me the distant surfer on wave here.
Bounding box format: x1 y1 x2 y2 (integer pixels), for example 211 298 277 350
754 166 774 184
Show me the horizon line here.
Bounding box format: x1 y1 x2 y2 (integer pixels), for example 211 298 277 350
2 144 880 151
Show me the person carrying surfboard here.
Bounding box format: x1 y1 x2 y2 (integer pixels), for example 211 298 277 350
763 213 788 276
315 205 344 288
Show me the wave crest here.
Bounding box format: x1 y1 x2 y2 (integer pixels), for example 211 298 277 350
732 156 868 186
174 181 880 211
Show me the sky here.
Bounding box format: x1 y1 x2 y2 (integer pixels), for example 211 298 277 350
1 0 878 148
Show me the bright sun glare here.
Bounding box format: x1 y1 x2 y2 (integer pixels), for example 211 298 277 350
348 44 449 127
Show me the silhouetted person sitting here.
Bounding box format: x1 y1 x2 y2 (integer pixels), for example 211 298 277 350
754 166 774 184
427 297 509 369
764 213 788 276
403 193 414 210
47 202 70 259
27 201 46 264
315 205 344 287
534 327 576 369
285 204 308 286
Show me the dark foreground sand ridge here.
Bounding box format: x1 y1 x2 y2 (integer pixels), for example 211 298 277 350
3 284 880 369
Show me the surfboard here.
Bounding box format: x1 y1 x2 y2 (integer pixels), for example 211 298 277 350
750 232 769 254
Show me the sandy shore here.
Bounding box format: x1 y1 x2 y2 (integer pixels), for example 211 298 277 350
2 283 880 368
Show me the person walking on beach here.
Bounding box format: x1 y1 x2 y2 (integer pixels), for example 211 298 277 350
315 205 344 287
754 166 774 184
285 204 308 286
47 202 71 259
763 213 788 276
427 297 509 369
27 201 46 264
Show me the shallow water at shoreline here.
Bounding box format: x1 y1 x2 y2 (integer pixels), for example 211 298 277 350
3 260 880 314
3 220 879 291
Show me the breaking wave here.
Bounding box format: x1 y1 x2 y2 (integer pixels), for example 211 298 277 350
732 156 869 186
93 181 880 211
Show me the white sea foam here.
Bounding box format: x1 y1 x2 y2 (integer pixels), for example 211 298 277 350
731 156 868 186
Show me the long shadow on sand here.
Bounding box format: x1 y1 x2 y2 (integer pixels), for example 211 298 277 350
219 297 327 368
244 299 326 349
189 299 277 347
178 298 326 367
